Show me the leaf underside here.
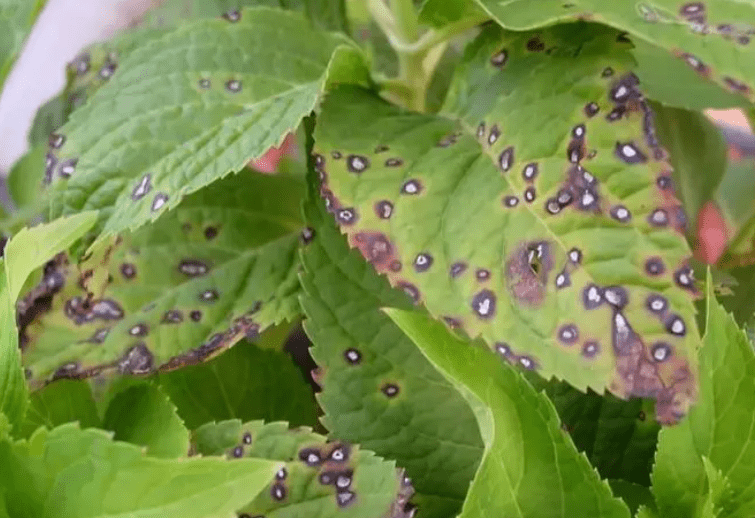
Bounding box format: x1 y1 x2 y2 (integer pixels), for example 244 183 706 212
313 23 701 424
192 420 414 517
300 185 483 518
20 171 303 388
44 7 363 241
473 0 755 104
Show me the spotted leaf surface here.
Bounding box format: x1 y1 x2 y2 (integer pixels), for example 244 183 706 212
386 308 631 518
473 0 755 103
158 341 318 430
313 24 701 423
21 171 304 388
193 420 415 517
300 185 483 518
45 7 366 241
652 276 755 518
0 423 281 517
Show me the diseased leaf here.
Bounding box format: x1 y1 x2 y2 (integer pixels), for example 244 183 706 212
386 308 630 518
1 212 98 433
300 179 483 518
158 341 318 430
102 383 190 458
21 171 303 388
530 377 660 486
0 423 281 517
17 379 101 439
0 0 47 93
473 0 755 103
652 274 755 518
652 103 728 230
313 24 700 423
193 419 414 517
45 7 367 242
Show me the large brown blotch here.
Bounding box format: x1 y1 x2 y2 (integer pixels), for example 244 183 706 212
505 241 554 307
349 231 399 274
610 311 696 424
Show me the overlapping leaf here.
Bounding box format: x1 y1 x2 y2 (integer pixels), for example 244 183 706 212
193 419 414 517
16 379 100 439
20 170 304 388
386 308 630 518
1 212 98 432
313 24 700 423
0 0 46 91
300 184 483 518
469 0 755 104
45 7 366 242
0 423 281 517
652 275 755 518
158 341 318 430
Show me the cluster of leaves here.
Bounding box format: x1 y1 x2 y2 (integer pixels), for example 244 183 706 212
1 0 755 516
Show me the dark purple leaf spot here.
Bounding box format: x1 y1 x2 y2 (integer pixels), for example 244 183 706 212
488 125 500 146
665 314 686 336
375 200 393 219
271 484 287 501
374 144 389 153
499 146 514 172
118 342 154 375
59 158 77 178
476 268 490 281
242 432 252 445
190 310 202 322
347 155 369 173
162 310 183 324
522 162 539 181
674 266 696 291
490 49 508 68
568 248 582 264
555 270 570 289
329 445 349 462
645 257 665 276
120 263 136 279
398 282 420 303
503 195 519 208
389 260 402 272
557 189 573 208
442 316 462 329
344 348 361 365
647 294 668 314
584 102 599 117
649 209 669 227
582 341 600 358
276 468 287 480
299 448 323 466
204 226 218 240
225 79 241 92
723 77 750 93
413 253 433 272
545 198 561 215
572 124 586 139
495 342 512 359
583 284 603 309
336 208 357 225
99 59 117 80
401 179 422 195
615 142 647 164
88 328 109 344
231 446 244 458
657 175 673 190
518 356 536 370
651 342 673 362
450 262 467 278
49 133 65 149
526 36 545 51
199 289 219 302
179 260 209 277
602 67 614 77
681 53 709 75
385 157 403 167
331 150 342 159
128 323 148 337
558 324 578 344
604 286 628 308
606 106 626 122
567 139 584 163
151 193 168 212
300 227 315 244
524 186 536 203
477 122 485 139
222 9 241 21
382 383 400 397
131 174 152 200
336 490 356 508
610 205 632 222
471 289 496 319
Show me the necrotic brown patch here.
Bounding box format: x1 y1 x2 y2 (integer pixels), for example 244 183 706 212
350 231 397 273
505 241 553 307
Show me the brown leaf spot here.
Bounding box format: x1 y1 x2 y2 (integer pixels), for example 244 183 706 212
505 241 553 307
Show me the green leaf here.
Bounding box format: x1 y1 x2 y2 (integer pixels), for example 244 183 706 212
7 144 45 211
102 383 190 458
385 308 630 518
313 24 700 424
473 0 755 104
418 0 488 27
0 0 47 94
720 264 755 332
17 380 101 439
46 7 367 242
652 103 728 230
716 157 755 265
193 420 413 517
300 179 483 518
0 423 281 517
1 212 98 433
531 378 660 486
652 273 755 518
21 170 304 388
608 479 656 516
158 341 318 430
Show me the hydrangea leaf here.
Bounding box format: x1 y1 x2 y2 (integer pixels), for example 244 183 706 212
608 479 657 516
652 103 728 230
716 157 755 267
193 419 415 517
1 212 98 433
300 182 483 518
6 144 45 212
652 274 755 518
20 170 304 388
45 7 367 243
473 0 755 103
418 0 488 28
385 307 631 518
158 341 318 430
102 383 190 459
0 423 281 517
313 24 700 424
529 377 660 486
17 379 101 440
0 0 47 91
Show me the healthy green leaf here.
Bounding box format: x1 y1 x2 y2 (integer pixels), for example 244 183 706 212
652 274 755 518
1 212 97 433
313 23 700 424
158 341 318 430
0 423 281 517
300 181 483 518
21 171 303 388
720 264 755 332
193 419 414 517
652 103 728 230
0 0 47 93
530 378 660 486
716 157 755 266
6 143 45 211
418 0 487 28
472 0 755 104
608 479 657 516
17 379 101 439
45 7 367 242
385 308 630 518
102 383 190 458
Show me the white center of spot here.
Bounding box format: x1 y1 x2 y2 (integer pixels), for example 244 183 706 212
622 145 637 157
616 208 629 219
651 300 665 311
582 191 595 206
556 274 566 287
614 85 628 99
671 319 685 334
477 298 491 315
569 250 580 262
588 287 601 303
404 183 418 194
605 289 621 306
653 347 668 361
